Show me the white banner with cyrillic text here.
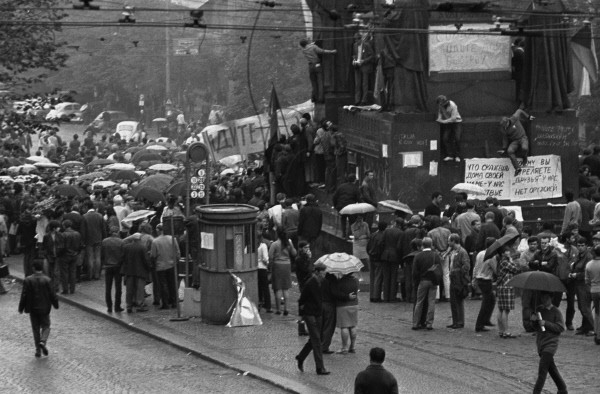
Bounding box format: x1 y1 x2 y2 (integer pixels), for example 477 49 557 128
464 155 562 201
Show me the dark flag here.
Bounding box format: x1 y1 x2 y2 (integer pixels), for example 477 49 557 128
265 85 281 165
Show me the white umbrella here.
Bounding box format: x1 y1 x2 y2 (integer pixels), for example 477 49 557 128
220 168 235 176
219 155 243 168
149 163 177 171
0 175 13 182
451 182 486 196
18 164 37 173
339 202 377 215
34 162 60 169
121 209 156 224
378 200 413 215
25 156 50 164
152 118 167 123
316 253 364 276
105 163 136 171
92 180 116 188
134 171 146 177
145 144 169 151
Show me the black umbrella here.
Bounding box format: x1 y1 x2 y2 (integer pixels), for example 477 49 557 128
506 271 566 293
50 184 88 198
131 150 162 164
130 186 165 203
109 170 140 182
484 233 520 260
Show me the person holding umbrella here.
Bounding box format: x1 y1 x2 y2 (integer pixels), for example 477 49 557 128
530 291 568 394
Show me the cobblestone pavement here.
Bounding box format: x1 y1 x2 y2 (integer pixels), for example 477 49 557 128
0 280 284 394
4 254 599 394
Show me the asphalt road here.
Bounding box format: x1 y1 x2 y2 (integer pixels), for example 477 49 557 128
0 280 285 394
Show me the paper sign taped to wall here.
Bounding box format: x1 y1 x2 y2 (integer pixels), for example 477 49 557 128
201 232 214 250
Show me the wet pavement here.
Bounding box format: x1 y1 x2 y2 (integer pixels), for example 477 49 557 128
2 254 599 394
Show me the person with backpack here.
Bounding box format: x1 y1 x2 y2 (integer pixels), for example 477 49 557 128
411 237 441 330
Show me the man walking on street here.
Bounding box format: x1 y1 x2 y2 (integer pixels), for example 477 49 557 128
296 262 330 375
19 260 59 358
101 226 124 313
354 347 398 394
151 223 180 309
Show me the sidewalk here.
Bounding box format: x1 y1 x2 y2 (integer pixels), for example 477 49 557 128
5 254 600 394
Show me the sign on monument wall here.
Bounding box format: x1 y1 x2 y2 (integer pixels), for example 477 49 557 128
429 24 511 73
464 155 562 201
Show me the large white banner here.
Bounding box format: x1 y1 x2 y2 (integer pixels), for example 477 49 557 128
200 101 314 161
464 155 562 201
429 24 511 72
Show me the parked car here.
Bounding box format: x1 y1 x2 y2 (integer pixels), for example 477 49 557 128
45 102 83 122
85 110 130 135
114 121 146 142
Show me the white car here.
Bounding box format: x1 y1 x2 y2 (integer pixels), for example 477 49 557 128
114 121 146 142
45 102 83 122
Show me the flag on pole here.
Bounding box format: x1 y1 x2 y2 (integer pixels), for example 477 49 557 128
571 23 598 84
268 84 281 142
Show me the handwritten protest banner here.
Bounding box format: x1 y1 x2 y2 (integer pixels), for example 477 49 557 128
200 101 313 161
429 24 511 72
464 155 562 201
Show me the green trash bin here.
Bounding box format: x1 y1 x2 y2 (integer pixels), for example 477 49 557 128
198 204 259 324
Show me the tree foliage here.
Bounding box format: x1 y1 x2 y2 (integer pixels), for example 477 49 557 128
0 0 68 87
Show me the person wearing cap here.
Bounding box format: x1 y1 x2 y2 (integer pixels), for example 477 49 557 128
498 108 534 176
295 261 330 375
299 38 337 104
101 226 124 313
436 95 462 162
150 223 180 310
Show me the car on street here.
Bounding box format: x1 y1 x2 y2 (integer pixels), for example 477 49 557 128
85 110 130 135
114 121 146 142
45 102 83 122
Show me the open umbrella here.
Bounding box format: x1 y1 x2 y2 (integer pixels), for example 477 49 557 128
451 182 486 196
152 118 167 123
25 156 50 164
0 175 14 182
130 186 165 203
506 271 566 293
76 171 106 182
137 173 173 191
105 163 135 171
145 144 169 151
121 209 157 224
17 164 37 173
109 170 140 182
3 157 22 166
484 233 520 260
62 161 85 168
339 202 377 215
34 162 60 169
88 158 116 167
149 163 177 172
92 180 116 189
50 184 88 198
165 181 186 197
316 253 364 276
125 146 144 154
172 151 187 162
378 200 413 215
131 150 162 164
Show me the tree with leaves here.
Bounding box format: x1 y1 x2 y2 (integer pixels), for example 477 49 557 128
0 0 68 87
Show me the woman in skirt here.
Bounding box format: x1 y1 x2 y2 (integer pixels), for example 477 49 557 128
332 272 359 353
496 246 522 338
268 229 297 315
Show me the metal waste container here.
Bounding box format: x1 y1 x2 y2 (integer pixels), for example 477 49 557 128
198 204 258 324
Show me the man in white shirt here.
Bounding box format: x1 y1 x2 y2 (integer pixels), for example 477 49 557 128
436 95 463 162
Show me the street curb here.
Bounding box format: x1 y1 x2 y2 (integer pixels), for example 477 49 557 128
9 274 309 394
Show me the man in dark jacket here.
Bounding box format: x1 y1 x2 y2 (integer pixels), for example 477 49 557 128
298 194 322 253
380 218 403 302
42 220 64 293
17 205 38 277
61 219 82 295
354 347 398 394
81 201 107 280
121 233 150 313
19 260 59 358
477 212 501 251
367 221 387 302
332 174 361 239
102 226 124 313
412 237 441 330
296 262 330 375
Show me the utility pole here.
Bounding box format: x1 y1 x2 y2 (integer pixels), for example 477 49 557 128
165 0 171 103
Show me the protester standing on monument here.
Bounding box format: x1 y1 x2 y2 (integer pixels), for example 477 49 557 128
498 108 534 176
352 32 375 105
436 95 462 162
299 38 337 104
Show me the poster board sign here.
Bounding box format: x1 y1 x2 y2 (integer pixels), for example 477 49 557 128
464 155 562 201
429 24 511 73
200 101 314 161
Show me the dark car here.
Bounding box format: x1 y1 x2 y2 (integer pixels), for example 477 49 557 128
85 110 130 135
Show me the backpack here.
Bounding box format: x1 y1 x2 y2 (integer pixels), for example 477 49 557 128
426 255 444 285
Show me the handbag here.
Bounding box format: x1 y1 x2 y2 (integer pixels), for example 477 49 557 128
0 264 9 278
